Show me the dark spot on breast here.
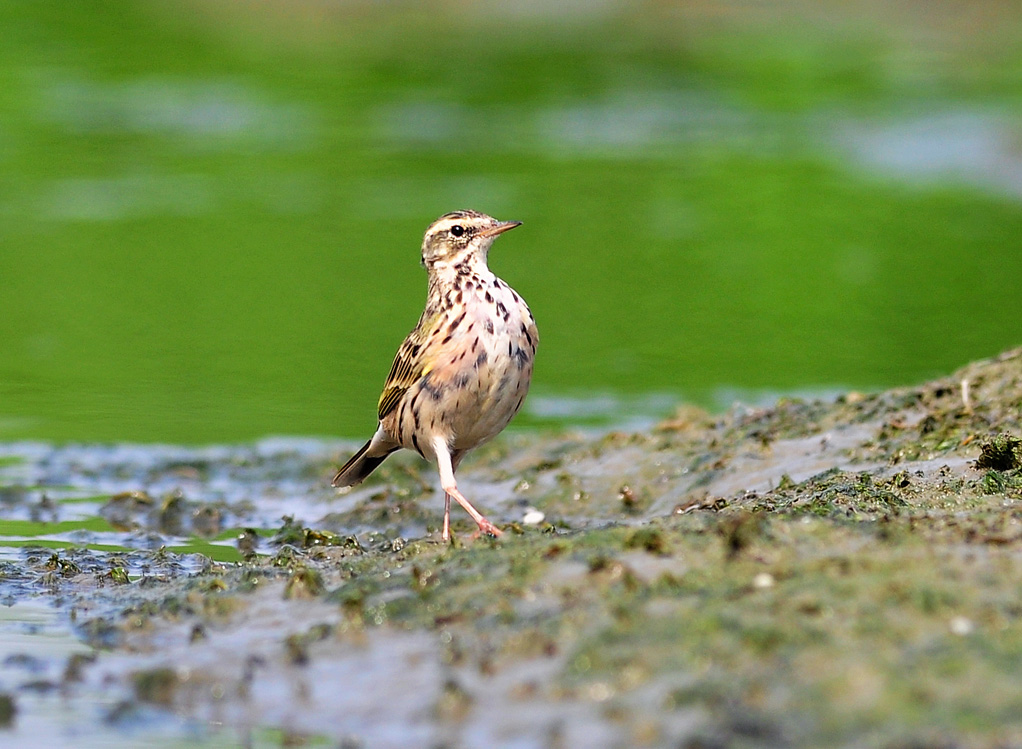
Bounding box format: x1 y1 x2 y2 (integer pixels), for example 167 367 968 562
408 389 422 415
474 350 488 369
450 311 465 331
513 347 529 367
465 280 474 290
454 372 472 388
484 320 494 334
496 301 509 321
411 433 423 457
422 378 443 401
485 291 493 303
441 334 452 345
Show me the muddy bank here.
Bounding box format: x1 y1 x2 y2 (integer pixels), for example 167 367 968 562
1 349 1021 747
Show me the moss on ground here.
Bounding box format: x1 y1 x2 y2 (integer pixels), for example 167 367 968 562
3 349 1022 746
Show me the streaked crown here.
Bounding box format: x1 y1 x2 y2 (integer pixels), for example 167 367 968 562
421 210 521 267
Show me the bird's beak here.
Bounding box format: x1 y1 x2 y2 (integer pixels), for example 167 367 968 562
480 220 522 238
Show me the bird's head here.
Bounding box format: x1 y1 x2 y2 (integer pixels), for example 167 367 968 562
421 210 521 269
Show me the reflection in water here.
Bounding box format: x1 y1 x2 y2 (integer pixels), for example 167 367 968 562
40 76 317 146
833 111 1022 198
42 174 214 221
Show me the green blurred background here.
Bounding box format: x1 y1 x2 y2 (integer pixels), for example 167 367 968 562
1 0 1020 443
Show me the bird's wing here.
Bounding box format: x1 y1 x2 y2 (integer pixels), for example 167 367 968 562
377 311 439 420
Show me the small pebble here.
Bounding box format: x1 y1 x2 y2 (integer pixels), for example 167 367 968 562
753 572 775 589
587 682 613 702
949 616 974 636
522 508 545 526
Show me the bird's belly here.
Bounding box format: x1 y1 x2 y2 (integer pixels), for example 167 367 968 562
387 282 537 460
447 332 533 449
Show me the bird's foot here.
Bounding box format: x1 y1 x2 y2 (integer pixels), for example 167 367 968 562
472 518 503 539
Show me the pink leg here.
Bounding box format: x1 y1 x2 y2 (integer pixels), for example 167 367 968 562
433 438 502 539
442 492 451 542
447 483 503 538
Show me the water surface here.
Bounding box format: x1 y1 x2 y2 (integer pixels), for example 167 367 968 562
1 2 1020 444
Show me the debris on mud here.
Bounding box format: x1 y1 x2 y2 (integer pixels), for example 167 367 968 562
975 433 1022 471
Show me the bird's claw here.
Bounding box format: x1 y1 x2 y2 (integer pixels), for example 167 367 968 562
472 520 503 539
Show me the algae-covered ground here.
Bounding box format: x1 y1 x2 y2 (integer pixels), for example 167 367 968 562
2 350 1022 747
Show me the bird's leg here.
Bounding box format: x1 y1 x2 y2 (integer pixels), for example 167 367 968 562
443 492 451 542
448 484 503 539
433 438 502 539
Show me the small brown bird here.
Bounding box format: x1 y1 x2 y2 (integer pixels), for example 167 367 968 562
332 210 538 541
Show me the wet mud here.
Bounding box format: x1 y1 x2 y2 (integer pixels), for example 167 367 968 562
2 349 1022 747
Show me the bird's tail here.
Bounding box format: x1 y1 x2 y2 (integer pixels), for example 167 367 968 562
331 438 396 487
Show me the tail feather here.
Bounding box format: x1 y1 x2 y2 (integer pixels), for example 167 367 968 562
332 438 395 487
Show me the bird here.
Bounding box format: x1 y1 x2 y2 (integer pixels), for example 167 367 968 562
332 210 538 541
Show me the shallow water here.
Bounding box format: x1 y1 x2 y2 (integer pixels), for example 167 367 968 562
0 435 618 745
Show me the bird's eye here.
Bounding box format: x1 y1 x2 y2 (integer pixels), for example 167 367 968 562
450 225 465 237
